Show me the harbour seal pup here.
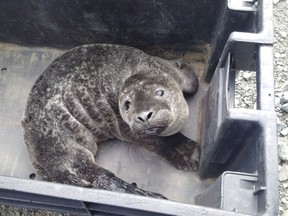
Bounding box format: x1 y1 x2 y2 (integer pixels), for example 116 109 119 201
22 44 200 199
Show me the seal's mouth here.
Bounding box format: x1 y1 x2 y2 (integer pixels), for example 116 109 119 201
145 127 162 135
134 126 165 136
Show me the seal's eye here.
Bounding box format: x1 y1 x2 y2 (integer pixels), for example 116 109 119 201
156 90 164 96
124 101 131 110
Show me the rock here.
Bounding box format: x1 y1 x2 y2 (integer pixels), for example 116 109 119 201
280 31 288 38
277 61 284 66
282 81 288 91
279 164 288 181
281 197 288 204
276 92 284 98
275 97 281 109
282 103 288 113
284 210 288 216
276 88 284 93
277 76 282 82
284 183 288 189
281 128 288 136
277 65 284 71
235 98 239 107
244 98 252 106
279 137 288 161
242 72 252 81
281 92 288 104
275 52 281 58
277 117 287 132
273 0 279 4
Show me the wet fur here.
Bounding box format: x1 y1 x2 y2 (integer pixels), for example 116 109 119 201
22 44 200 199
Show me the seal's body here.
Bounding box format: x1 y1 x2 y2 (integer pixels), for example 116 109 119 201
22 44 200 198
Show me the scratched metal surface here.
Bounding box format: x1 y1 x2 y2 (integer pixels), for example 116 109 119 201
0 43 210 204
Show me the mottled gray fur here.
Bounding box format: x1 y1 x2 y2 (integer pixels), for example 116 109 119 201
22 44 200 199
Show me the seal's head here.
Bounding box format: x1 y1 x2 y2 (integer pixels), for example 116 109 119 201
118 73 189 137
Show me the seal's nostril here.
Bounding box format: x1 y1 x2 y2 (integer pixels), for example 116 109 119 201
147 112 153 120
138 117 144 122
137 111 153 122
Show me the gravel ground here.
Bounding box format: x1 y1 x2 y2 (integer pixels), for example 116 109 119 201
0 206 71 216
1 1 287 215
273 1 288 216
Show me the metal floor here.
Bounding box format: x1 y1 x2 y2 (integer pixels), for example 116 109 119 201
0 43 210 204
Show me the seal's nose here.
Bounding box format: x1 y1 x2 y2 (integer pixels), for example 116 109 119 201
137 111 153 123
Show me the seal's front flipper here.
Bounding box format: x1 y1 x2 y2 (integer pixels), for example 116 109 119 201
157 133 201 171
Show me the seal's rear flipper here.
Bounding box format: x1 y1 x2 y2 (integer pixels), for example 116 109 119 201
153 57 199 95
92 172 167 199
35 147 167 199
174 61 199 96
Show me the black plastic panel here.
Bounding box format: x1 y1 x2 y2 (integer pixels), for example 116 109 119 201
0 0 223 49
